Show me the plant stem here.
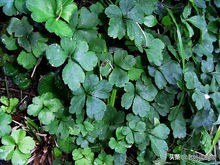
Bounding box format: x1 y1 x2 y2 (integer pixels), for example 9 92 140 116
109 87 117 107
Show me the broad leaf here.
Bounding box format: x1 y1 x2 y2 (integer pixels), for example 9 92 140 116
17 51 37 69
62 60 85 91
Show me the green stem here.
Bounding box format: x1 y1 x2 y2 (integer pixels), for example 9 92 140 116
167 8 186 108
167 8 185 70
109 87 117 107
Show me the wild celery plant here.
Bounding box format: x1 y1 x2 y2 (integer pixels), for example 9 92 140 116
0 0 219 164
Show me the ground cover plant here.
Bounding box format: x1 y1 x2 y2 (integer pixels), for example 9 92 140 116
0 0 219 164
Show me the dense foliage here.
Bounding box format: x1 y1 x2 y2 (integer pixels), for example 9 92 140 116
0 0 219 164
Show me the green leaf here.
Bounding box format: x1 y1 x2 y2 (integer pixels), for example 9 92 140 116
57 0 77 23
11 149 30 165
105 5 125 39
18 136 35 154
109 68 129 87
0 0 16 16
45 18 73 37
151 124 170 140
13 73 31 90
0 112 12 137
77 7 99 29
86 96 106 120
211 92 220 109
145 38 165 66
62 60 85 91
7 17 33 37
154 70 167 89
114 49 136 70
11 129 26 144
121 82 135 109
1 34 18 50
187 15 207 34
14 0 28 13
169 108 186 138
94 151 114 165
46 44 68 67
149 135 168 160
109 137 129 154
0 145 15 160
184 71 199 89
74 41 98 71
132 95 150 117
144 15 158 27
72 147 94 165
30 32 48 57
69 94 85 114
201 129 212 154
17 51 37 69
192 89 209 110
26 0 55 22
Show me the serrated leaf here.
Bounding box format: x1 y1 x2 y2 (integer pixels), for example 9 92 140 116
62 60 85 91
121 82 135 109
45 18 73 37
184 71 199 89
109 68 129 87
0 112 12 137
56 0 77 23
86 96 106 120
46 44 68 67
154 70 167 89
11 129 26 144
74 41 98 71
1 34 18 50
7 17 33 37
11 149 30 165
78 7 99 29
69 94 85 114
192 89 209 110
17 51 37 69
109 138 129 154
14 0 28 13
149 135 168 160
18 137 35 154
151 124 170 139
145 38 165 66
132 95 150 117
114 49 136 70
0 0 16 16
26 0 55 22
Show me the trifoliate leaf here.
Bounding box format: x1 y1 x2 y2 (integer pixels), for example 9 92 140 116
145 38 165 66
1 34 18 50
0 112 12 137
0 0 16 16
62 60 85 91
144 15 158 27
94 151 114 165
45 18 73 37
46 44 68 67
7 17 33 37
72 147 94 165
17 51 37 69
